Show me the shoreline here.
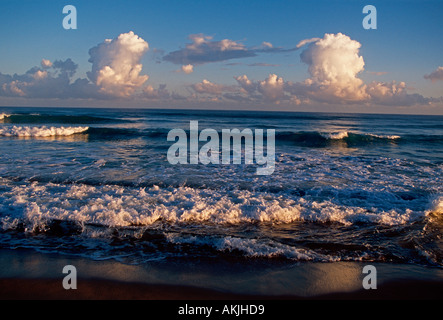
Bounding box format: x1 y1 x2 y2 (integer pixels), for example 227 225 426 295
1 248 442 300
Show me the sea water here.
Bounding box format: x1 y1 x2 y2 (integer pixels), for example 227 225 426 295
0 107 442 268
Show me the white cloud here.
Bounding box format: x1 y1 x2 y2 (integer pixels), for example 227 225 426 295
286 32 436 107
181 64 194 74
424 66 443 82
87 31 149 97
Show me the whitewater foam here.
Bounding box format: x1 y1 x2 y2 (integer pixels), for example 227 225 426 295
427 195 443 216
321 131 349 140
165 233 337 261
0 126 89 137
0 113 9 120
319 131 401 140
0 182 430 232
368 133 401 140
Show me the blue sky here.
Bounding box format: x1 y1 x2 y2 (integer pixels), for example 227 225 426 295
0 0 442 114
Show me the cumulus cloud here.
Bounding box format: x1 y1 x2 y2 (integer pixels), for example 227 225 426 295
424 67 443 82
366 81 439 106
299 33 368 102
288 33 437 106
87 31 149 97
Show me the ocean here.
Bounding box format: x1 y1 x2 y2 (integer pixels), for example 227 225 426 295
0 107 442 275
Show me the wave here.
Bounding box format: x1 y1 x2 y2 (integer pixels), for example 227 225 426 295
0 126 89 137
0 113 130 124
83 128 403 144
165 233 335 261
276 130 404 147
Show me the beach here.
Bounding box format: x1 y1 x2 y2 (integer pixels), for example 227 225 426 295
1 248 442 300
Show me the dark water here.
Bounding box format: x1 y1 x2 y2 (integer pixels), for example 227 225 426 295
0 107 442 267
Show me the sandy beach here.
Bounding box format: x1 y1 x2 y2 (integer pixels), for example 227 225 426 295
1 248 442 300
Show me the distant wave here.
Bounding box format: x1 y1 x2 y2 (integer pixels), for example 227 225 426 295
276 130 405 147
0 113 130 124
0 125 89 137
320 131 400 140
3 122 441 147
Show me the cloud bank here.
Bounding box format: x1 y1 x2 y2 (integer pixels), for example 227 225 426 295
0 31 152 100
0 31 440 110
0 58 99 99
190 33 441 108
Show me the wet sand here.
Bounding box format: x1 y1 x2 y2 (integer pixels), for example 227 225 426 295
1 248 442 300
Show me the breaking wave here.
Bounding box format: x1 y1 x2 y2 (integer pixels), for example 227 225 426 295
0 126 89 137
0 182 432 229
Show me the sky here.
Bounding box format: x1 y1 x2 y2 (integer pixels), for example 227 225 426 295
0 0 442 114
